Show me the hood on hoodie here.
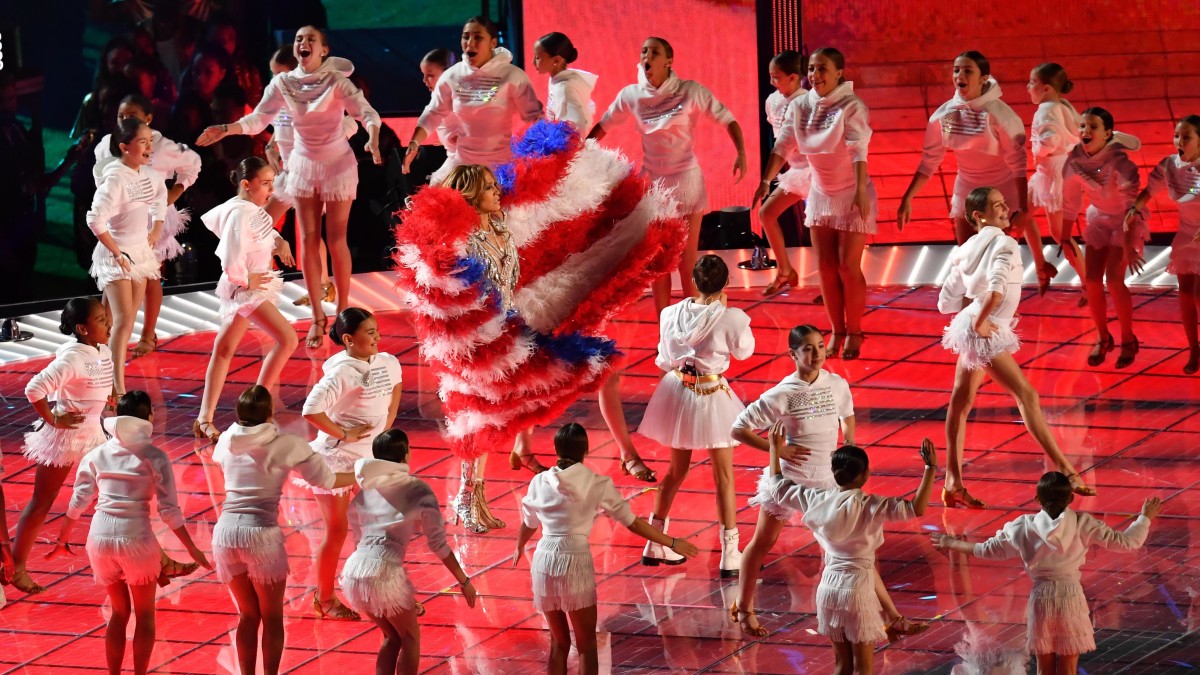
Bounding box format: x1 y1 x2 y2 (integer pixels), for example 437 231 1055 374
321 350 372 377
808 81 855 105
102 415 154 449
541 463 594 502
1110 131 1142 151
355 457 410 490
670 299 726 349
951 225 1006 276
295 55 354 79
464 46 513 75
56 340 100 360
1032 508 1076 551
636 65 679 95
555 69 599 89
220 422 280 455
954 76 1003 109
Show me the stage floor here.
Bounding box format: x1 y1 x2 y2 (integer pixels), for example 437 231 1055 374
2 285 1198 673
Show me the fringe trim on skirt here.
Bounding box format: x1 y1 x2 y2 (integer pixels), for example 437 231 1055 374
649 166 708 215
1169 232 1200 276
86 527 161 587
154 206 191 262
1027 578 1096 655
942 309 1020 371
212 522 289 584
284 149 359 202
531 535 597 613
341 541 417 617
775 166 812 199
816 567 886 644
1083 208 1148 253
748 466 792 521
217 272 284 325
89 241 161 291
23 420 106 467
1029 157 1068 210
807 182 877 234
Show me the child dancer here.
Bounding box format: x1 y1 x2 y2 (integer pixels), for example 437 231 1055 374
10 297 113 594
515 423 699 675
590 36 747 314
410 48 459 180
758 50 808 296
302 307 403 619
213 385 355 675
939 187 1097 507
636 255 753 577
95 93 202 358
754 48 877 358
933 473 1161 675
1062 108 1146 368
532 32 598 133
197 25 383 348
1126 115 1200 373
342 430 478 675
46 391 210 675
1027 63 1086 292
87 117 166 397
193 157 297 442
729 325 923 640
764 423 937 675
898 51 1056 293
404 16 543 184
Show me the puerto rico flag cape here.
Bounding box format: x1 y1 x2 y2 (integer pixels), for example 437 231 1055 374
393 120 688 460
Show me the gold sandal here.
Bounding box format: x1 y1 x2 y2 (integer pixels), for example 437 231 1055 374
729 602 769 638
508 449 548 475
158 556 200 587
293 282 335 307
131 334 157 359
312 593 360 621
621 456 657 483
1066 473 1097 497
762 269 798 297
885 615 930 642
193 419 221 444
305 316 328 349
10 570 47 595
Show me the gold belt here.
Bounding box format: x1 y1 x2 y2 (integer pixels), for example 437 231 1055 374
673 369 731 397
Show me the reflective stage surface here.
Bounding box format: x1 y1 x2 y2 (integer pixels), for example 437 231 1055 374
2 285 1198 673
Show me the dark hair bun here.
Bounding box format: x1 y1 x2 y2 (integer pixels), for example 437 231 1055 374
59 297 98 337
1061 79 1074 95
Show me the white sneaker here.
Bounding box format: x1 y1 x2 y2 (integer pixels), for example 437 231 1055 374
719 528 741 579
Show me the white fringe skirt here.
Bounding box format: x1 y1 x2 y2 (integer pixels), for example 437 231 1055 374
89 240 161 291
86 513 162 587
23 415 106 467
1027 578 1096 655
531 534 596 613
807 181 878 234
1083 207 1148 253
284 145 359 202
647 166 708 215
291 437 365 496
775 166 812 199
942 308 1020 371
816 566 886 644
216 272 284 325
638 373 744 450
212 521 289 584
1029 156 1068 210
272 171 296 208
154 205 191 262
749 463 838 522
1170 226 1200 276
341 537 417 617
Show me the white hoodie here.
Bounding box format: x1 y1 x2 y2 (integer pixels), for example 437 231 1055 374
302 351 403 459
765 476 915 573
520 462 636 536
765 88 808 169
351 458 451 560
972 508 1151 582
417 47 543 168
1031 99 1082 163
654 298 753 375
201 197 281 288
236 56 380 163
599 68 736 176
1146 153 1200 232
546 68 599 133
917 78 1027 184
774 82 872 194
85 161 167 248
95 129 202 191
731 370 853 486
214 422 337 528
937 225 1022 323
25 341 114 420
66 416 185 532
1062 133 1142 226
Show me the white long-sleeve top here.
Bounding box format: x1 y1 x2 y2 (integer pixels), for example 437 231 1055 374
654 299 753 374
352 458 452 559
66 416 185 530
214 422 337 528
520 462 636 535
765 88 807 168
1030 100 1081 163
917 79 1027 184
765 475 915 572
417 47 543 168
937 225 1023 323
95 130 202 190
272 107 359 162
85 161 167 248
774 82 871 194
731 371 853 485
200 197 282 288
546 69 598 133
302 351 402 458
235 57 380 163
972 508 1151 582
1146 154 1200 233
599 68 736 176
25 341 114 420
1062 134 1142 223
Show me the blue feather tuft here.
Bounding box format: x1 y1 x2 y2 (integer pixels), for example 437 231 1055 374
510 120 577 159
452 257 488 286
534 331 620 365
494 163 517 193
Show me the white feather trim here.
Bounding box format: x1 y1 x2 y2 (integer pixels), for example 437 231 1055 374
400 291 488 322
418 313 511 364
397 244 472 294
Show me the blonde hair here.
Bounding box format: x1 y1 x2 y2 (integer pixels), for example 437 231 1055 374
441 164 497 209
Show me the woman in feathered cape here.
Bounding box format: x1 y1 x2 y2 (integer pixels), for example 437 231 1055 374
393 120 687 531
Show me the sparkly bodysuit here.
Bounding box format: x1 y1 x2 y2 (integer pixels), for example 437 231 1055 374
467 215 520 311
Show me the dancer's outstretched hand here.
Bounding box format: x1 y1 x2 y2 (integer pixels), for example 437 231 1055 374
929 532 956 550
1127 245 1146 275
196 125 229 147
461 579 478 608
751 181 769 210
43 541 74 560
733 152 747 183
274 239 295 268
896 198 912 231
365 135 382 165
919 438 937 468
1142 497 1162 519
402 142 420 174
668 536 700 559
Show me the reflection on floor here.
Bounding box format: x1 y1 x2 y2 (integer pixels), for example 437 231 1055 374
2 285 1198 673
